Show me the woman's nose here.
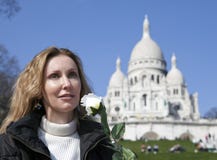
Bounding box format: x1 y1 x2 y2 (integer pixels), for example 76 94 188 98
62 76 71 89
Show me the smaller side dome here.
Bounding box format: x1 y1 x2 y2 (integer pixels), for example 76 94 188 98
166 54 184 85
109 57 126 87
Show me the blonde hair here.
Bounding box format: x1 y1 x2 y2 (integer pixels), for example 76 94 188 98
0 47 92 133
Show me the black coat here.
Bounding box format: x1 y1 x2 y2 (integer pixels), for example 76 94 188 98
0 108 114 160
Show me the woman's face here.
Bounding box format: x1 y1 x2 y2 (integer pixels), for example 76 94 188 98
42 54 81 123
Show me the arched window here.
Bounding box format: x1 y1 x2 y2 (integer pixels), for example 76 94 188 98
134 76 138 83
115 91 120 97
151 75 154 81
130 78 133 85
157 75 160 84
173 89 179 95
142 94 147 106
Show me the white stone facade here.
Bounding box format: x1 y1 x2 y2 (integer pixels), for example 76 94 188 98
104 16 217 142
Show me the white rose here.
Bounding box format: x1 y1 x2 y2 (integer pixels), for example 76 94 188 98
80 93 102 115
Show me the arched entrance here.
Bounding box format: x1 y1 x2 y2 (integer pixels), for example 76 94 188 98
140 131 159 140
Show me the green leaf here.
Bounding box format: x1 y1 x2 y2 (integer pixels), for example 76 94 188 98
111 123 125 141
112 152 122 160
122 147 137 160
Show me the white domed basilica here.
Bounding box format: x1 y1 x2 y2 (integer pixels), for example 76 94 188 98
104 16 217 141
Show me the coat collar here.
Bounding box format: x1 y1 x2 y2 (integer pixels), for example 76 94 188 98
6 107 50 157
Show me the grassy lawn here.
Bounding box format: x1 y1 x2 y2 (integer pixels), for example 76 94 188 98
119 140 217 160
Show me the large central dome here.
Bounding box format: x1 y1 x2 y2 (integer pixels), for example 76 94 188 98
130 37 163 61
128 16 166 73
130 16 164 61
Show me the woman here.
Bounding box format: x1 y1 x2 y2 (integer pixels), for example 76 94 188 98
0 47 114 160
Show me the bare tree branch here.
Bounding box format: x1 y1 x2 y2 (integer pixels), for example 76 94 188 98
0 43 20 122
204 107 217 119
0 0 21 19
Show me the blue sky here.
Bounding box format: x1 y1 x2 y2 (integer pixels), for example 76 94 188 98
1 0 217 116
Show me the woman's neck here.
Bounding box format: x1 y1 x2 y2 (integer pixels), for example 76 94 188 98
40 116 77 136
45 109 74 124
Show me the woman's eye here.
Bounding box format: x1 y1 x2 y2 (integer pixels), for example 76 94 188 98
49 73 59 79
68 72 78 78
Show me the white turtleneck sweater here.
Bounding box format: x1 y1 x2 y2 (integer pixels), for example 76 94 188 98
38 116 80 160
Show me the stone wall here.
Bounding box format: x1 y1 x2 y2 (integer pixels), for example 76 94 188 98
110 119 217 142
